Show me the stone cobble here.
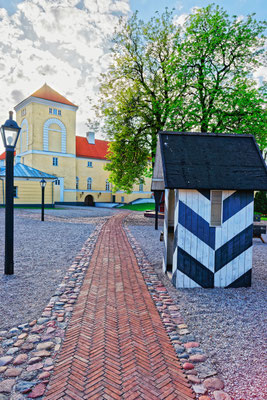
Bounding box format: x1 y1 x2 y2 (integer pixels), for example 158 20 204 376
0 210 234 399
17 212 108 225
0 221 104 399
124 225 231 400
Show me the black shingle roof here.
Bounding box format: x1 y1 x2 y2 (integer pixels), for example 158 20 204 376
159 132 267 190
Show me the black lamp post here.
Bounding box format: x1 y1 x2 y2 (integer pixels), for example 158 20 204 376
1 111 21 275
40 179 46 221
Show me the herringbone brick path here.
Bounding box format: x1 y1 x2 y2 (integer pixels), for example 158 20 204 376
45 213 195 400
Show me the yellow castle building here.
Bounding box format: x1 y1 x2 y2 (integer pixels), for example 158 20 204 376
0 84 152 206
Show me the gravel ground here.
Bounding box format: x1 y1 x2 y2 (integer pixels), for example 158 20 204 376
14 204 119 219
125 212 267 400
0 206 118 330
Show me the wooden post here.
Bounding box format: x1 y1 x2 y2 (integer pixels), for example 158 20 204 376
154 190 162 230
166 189 175 270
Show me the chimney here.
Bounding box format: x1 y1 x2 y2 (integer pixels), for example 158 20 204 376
15 155 21 164
86 131 95 145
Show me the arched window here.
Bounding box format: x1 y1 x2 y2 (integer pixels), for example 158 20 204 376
20 118 28 153
43 118 66 153
105 179 110 191
87 177 92 190
76 177 79 189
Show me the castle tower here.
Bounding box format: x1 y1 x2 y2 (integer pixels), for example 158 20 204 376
14 84 78 202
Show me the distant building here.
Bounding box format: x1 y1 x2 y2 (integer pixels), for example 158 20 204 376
152 132 267 288
0 84 152 206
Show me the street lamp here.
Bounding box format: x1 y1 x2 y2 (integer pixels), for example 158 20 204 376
1 111 21 275
40 179 46 221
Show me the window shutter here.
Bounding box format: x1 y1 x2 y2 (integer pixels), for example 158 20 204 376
211 190 222 226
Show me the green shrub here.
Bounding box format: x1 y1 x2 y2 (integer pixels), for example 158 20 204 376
254 191 267 214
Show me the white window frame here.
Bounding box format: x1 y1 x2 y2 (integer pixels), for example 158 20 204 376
105 179 110 191
53 157 58 166
210 190 223 227
87 177 92 190
49 108 52 114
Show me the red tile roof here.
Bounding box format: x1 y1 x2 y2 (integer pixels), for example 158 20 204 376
31 84 77 107
1 138 110 162
0 151 16 160
76 136 110 160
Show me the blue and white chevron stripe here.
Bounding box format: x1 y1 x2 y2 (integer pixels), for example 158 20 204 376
172 189 254 288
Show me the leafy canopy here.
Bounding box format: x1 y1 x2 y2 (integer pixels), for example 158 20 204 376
98 4 266 192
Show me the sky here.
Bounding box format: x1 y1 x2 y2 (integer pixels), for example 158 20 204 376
0 0 266 154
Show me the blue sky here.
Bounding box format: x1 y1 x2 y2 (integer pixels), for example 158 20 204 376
1 0 266 19
130 0 266 20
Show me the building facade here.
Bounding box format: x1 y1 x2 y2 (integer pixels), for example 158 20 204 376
0 84 152 206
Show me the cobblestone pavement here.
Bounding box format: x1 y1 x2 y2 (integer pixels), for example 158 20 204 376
45 212 195 400
0 220 103 399
0 208 100 330
0 210 235 400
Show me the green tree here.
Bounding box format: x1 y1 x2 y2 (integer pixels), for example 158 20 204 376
168 5 266 141
98 9 180 192
98 5 266 192
254 191 267 214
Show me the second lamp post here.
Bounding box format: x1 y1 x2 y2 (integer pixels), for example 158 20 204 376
40 179 46 221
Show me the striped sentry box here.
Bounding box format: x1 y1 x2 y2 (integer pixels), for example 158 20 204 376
171 189 254 288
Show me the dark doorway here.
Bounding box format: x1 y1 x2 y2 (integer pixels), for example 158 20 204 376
112 195 116 203
85 195 94 206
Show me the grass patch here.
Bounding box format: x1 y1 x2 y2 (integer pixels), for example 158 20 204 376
118 202 155 211
254 213 267 221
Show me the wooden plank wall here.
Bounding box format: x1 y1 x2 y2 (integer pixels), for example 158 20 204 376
0 179 4 205
0 181 54 205
172 189 179 279
171 189 254 288
163 189 169 273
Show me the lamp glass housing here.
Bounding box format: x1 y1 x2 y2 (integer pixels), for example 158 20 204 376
1 112 21 149
2 127 20 147
40 179 47 188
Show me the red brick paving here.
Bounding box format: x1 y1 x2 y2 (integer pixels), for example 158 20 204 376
45 213 195 400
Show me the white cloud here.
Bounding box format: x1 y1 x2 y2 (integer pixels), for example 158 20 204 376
236 15 245 22
173 13 187 27
253 66 267 87
0 0 130 153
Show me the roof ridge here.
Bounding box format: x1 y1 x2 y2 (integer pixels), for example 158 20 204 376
30 84 77 107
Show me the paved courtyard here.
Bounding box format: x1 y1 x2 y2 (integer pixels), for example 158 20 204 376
0 207 266 399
